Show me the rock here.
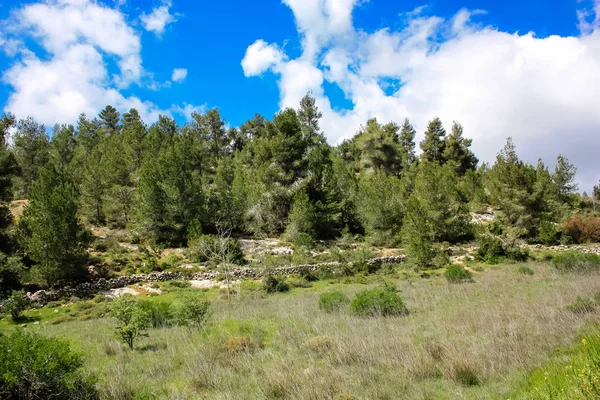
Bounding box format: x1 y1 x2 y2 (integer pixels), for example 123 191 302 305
190 280 218 289
103 287 140 298
33 321 40 325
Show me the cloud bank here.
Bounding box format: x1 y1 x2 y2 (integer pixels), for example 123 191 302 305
242 1 600 191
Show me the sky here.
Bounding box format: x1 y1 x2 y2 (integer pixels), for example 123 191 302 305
0 0 599 192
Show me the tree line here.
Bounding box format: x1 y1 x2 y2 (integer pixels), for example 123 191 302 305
0 93 595 291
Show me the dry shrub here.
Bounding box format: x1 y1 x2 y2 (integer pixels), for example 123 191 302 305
303 336 333 353
446 358 481 386
221 336 258 353
425 341 446 362
563 215 600 243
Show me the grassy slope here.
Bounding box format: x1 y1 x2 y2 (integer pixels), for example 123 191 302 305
2 262 600 399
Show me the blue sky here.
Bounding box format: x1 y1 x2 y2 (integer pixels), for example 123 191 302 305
0 0 599 190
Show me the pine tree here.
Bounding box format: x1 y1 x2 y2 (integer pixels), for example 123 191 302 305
553 155 578 202
0 114 18 254
420 117 446 164
443 121 478 176
12 117 50 196
98 105 121 136
399 118 417 171
18 162 90 287
298 93 324 145
402 196 434 270
50 124 76 167
354 118 402 175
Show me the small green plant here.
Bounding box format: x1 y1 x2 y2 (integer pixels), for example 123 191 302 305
448 359 481 386
139 300 174 328
1 290 29 321
107 295 149 350
552 251 600 273
475 234 529 264
444 264 473 283
566 296 596 314
350 285 409 317
319 290 349 313
262 275 290 293
518 265 535 275
171 294 210 329
0 330 97 399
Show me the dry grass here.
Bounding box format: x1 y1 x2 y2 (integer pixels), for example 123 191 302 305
20 262 600 399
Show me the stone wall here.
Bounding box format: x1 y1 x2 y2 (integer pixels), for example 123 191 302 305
25 255 407 305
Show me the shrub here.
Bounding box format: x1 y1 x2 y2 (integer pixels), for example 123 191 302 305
518 266 535 275
319 290 349 313
170 294 210 329
303 336 332 352
562 215 600 244
448 359 481 386
0 331 98 399
350 285 409 317
139 300 173 328
567 296 596 314
262 275 290 293
107 295 149 350
1 290 29 321
475 234 529 264
187 235 244 265
552 251 600 273
221 336 258 352
445 264 473 283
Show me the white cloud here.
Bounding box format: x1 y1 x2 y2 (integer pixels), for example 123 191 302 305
140 1 176 37
243 1 600 192
1 0 200 127
171 68 187 82
241 39 286 76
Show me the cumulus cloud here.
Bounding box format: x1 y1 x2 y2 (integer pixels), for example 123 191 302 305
241 40 287 76
242 1 600 191
1 0 199 127
140 0 176 37
171 68 187 82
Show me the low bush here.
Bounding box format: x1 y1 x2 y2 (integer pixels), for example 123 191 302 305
562 215 600 244
475 234 529 264
262 275 290 293
1 290 29 321
170 294 211 329
518 266 535 275
0 330 98 399
319 290 349 313
552 251 600 273
139 301 174 328
444 265 473 283
566 296 596 314
350 285 408 317
447 359 481 386
221 336 258 352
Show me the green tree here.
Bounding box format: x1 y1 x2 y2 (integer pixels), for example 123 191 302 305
12 117 50 196
554 155 578 202
353 118 402 175
399 118 417 171
18 163 90 287
98 105 121 136
50 124 76 167
402 196 434 269
285 189 317 245
420 117 446 164
0 114 18 254
107 295 149 350
443 121 478 176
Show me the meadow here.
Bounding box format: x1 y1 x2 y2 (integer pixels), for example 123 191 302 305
3 258 600 399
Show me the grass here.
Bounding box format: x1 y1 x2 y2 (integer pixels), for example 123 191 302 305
2 261 600 399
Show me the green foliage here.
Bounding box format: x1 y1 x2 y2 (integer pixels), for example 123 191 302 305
0 330 97 399
350 285 409 317
444 264 473 283
319 290 349 313
187 234 244 265
567 296 596 314
1 290 29 320
285 190 316 246
107 295 150 349
443 121 478 176
475 234 530 264
139 301 173 328
402 196 434 270
12 117 50 196
419 117 446 164
262 275 290 293
18 162 91 287
552 251 600 273
518 266 535 275
170 293 211 329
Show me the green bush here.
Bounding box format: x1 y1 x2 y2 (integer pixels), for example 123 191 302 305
0 330 97 399
444 264 473 283
552 251 600 273
139 300 174 328
170 294 210 329
107 295 150 350
1 290 29 321
518 266 535 275
319 290 349 313
187 235 244 265
350 285 409 317
475 234 529 264
262 275 290 293
566 296 596 314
